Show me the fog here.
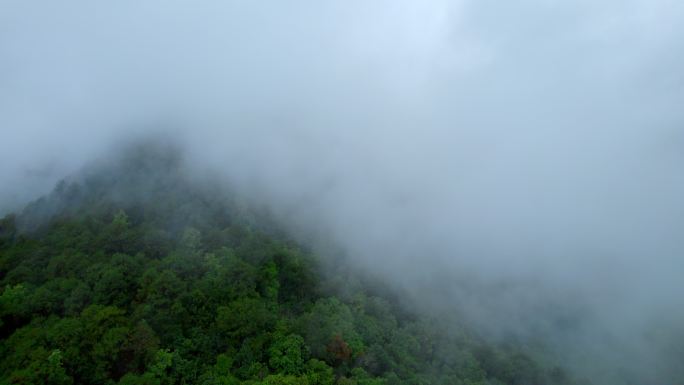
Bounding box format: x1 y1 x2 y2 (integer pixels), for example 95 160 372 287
2 1 684 383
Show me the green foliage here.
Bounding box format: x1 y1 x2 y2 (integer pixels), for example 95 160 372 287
216 297 276 343
1 284 30 322
268 333 307 375
0 158 577 385
7 348 73 385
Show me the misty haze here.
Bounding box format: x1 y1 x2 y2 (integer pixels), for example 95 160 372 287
1 1 683 385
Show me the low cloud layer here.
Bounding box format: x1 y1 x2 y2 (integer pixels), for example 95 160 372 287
2 1 684 383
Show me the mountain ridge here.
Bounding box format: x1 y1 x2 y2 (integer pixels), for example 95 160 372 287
0 144 574 385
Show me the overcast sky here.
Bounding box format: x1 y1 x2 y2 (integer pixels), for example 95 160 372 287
2 1 684 382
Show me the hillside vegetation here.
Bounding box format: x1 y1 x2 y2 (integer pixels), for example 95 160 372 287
0 146 574 385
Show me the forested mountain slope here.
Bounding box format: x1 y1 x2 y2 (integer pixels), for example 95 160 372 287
0 145 576 385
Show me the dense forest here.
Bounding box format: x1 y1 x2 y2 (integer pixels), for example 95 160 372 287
0 145 576 385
